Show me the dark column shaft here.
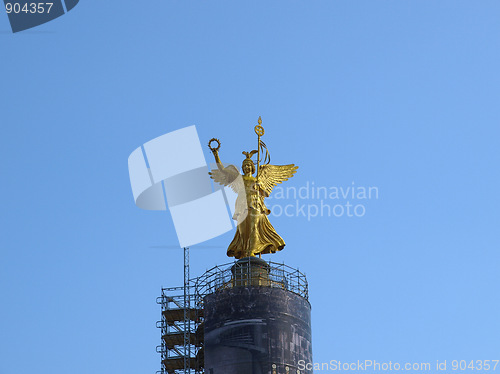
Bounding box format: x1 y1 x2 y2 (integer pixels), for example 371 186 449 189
204 286 313 374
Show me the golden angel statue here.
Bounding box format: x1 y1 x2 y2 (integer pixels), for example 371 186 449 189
208 118 298 259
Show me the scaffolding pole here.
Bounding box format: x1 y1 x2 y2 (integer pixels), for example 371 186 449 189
183 246 190 373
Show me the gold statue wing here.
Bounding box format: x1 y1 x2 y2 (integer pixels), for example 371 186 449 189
258 164 298 196
209 165 244 194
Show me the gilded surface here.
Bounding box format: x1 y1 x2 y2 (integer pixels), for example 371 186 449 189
208 118 298 259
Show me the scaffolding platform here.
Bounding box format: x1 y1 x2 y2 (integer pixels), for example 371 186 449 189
162 331 201 348
162 308 203 324
161 357 200 374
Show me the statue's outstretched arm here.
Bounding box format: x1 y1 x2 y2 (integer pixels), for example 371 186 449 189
212 149 225 171
208 138 225 171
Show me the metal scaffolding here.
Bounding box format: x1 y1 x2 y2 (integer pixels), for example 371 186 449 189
156 247 204 374
195 258 309 300
156 286 204 374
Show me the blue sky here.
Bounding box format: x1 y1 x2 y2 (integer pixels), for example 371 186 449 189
1 1 499 373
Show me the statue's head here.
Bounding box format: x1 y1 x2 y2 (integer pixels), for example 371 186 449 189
242 158 255 175
242 150 257 175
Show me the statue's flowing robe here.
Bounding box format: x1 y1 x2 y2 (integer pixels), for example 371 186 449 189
227 176 285 259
